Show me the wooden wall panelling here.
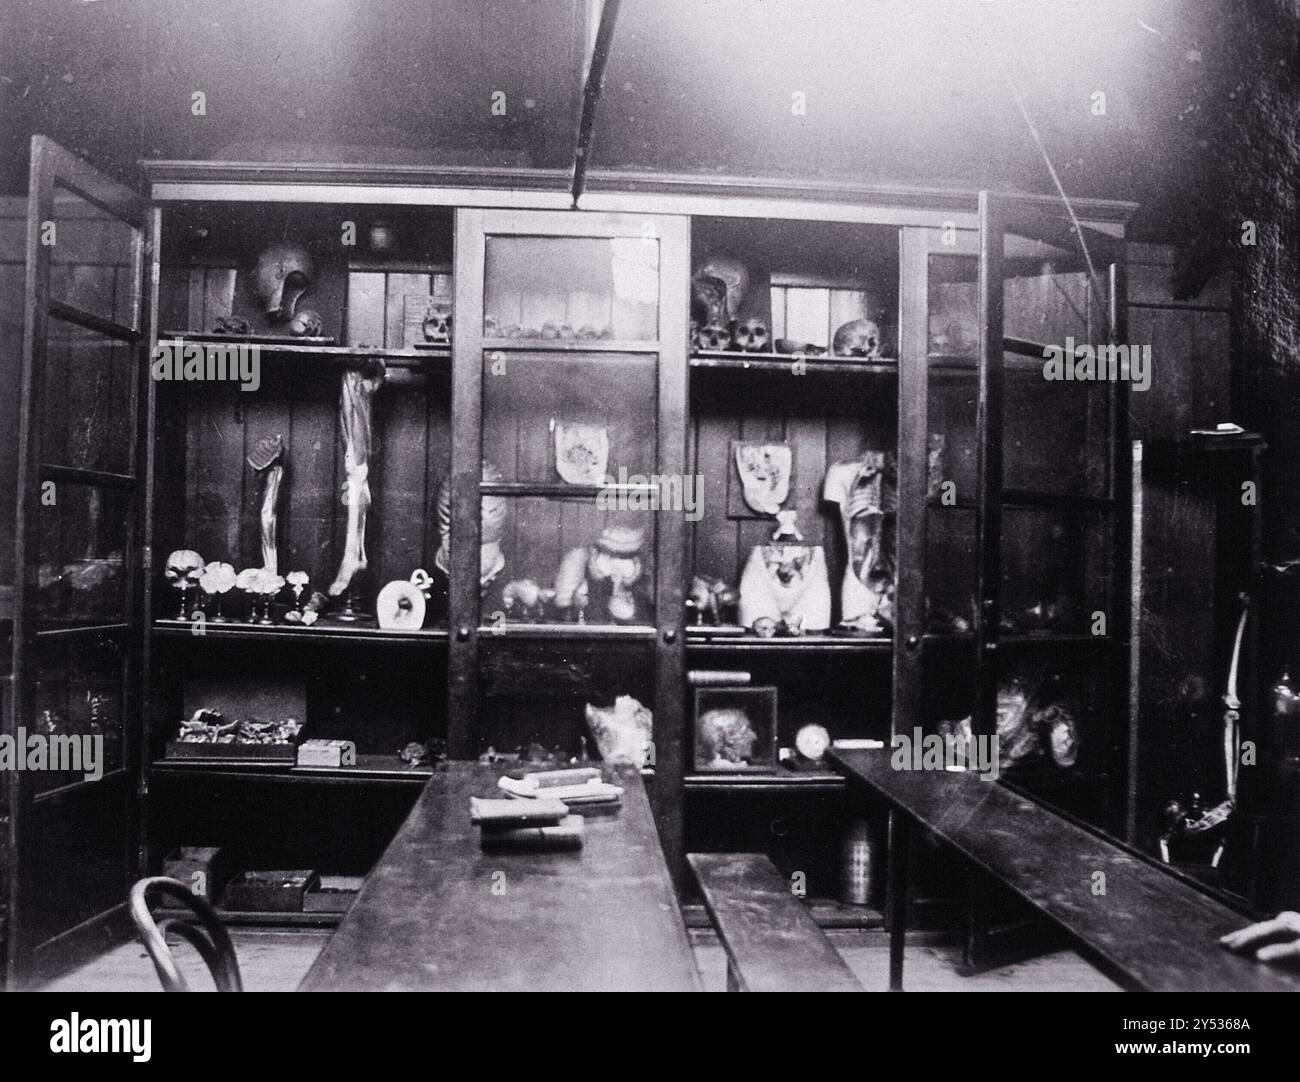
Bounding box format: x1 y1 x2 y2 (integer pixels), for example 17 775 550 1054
373 377 433 588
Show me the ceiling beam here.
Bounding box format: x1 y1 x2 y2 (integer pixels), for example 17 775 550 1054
569 0 620 208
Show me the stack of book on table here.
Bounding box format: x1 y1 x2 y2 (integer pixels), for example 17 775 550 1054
470 768 624 851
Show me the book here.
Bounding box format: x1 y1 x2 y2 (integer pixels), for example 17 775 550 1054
512 767 603 789
496 775 623 805
479 815 585 852
469 796 568 828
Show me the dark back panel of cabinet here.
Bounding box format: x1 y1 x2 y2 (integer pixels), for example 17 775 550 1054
168 373 450 596
689 369 896 629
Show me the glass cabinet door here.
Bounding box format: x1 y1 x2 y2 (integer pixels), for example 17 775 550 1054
895 224 981 764
447 210 690 848
9 137 146 985
977 193 1130 835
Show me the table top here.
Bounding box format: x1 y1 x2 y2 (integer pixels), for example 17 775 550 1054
832 748 1300 993
300 762 701 991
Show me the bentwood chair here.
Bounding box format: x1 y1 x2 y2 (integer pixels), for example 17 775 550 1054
129 876 243 992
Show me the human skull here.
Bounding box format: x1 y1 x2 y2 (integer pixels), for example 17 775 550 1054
731 318 769 353
288 309 323 337
422 304 452 343
253 243 314 323
832 318 883 358
694 322 730 351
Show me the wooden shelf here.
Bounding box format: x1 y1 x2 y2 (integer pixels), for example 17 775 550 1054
156 336 449 368
999 632 1113 646
685 768 847 793
477 622 656 641
152 618 448 646
686 629 891 653
150 754 437 786
691 349 898 374
481 337 658 353
480 481 658 499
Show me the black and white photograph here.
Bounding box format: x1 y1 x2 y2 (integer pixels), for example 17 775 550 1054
0 0 1298 1037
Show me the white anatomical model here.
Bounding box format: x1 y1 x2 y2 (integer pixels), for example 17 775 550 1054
823 453 896 631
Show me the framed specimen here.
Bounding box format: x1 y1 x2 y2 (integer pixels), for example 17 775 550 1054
693 685 778 773
728 440 794 518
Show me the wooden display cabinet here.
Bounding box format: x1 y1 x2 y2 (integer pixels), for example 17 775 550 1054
7 135 1156 982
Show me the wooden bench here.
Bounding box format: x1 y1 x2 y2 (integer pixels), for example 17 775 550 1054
687 853 864 992
831 748 1300 993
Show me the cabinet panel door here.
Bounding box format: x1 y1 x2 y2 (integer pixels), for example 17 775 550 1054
449 209 689 883
895 225 981 748
976 192 1130 838
9 136 148 986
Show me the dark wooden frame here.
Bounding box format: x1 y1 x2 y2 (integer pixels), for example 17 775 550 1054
8 136 151 987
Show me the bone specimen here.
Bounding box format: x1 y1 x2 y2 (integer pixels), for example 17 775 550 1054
772 510 803 541
421 303 452 344
733 441 792 515
696 708 759 770
198 561 237 621
693 321 730 351
247 433 286 574
287 309 323 337
585 695 654 767
738 544 832 632
328 361 386 598
731 317 769 353
165 550 204 619
554 421 610 486
832 318 883 358
212 315 252 336
376 579 427 630
253 242 314 322
693 254 749 321
690 274 729 327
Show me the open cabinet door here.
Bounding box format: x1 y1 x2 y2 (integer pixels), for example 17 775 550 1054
975 191 1132 839
7 137 150 987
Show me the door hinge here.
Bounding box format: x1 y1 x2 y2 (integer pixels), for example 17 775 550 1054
137 845 148 874
142 544 152 571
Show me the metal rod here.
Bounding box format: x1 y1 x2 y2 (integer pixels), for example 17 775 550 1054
570 0 622 207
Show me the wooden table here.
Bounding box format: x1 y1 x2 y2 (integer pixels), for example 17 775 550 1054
300 763 701 991
832 748 1300 992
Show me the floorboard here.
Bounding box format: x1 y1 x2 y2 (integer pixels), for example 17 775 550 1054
44 928 1119 992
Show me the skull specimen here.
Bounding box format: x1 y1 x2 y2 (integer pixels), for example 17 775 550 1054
831 318 883 358
422 303 452 343
253 243 315 323
693 322 731 351
731 318 769 353
288 309 323 337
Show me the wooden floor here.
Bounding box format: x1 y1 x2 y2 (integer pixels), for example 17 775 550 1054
43 928 1119 992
